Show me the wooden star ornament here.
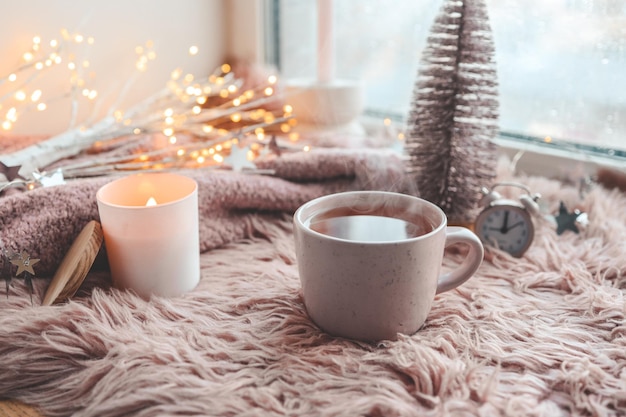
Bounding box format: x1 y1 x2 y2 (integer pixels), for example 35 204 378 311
10 250 40 303
11 250 40 276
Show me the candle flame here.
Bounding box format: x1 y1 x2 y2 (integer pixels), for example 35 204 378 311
146 197 157 206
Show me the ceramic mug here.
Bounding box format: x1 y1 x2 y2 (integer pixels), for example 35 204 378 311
293 191 484 341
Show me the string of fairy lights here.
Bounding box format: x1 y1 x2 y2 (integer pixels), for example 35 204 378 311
0 30 97 131
0 29 305 193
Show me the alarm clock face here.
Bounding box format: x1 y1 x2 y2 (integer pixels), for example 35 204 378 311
475 204 534 257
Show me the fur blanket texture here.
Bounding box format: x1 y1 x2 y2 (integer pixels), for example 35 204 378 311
0 140 625 417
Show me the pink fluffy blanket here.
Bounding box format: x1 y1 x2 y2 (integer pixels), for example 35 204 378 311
1 145 625 417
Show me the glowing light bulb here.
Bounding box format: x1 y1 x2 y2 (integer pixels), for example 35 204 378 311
171 68 182 80
189 45 199 55
146 197 157 207
31 90 42 102
7 107 17 122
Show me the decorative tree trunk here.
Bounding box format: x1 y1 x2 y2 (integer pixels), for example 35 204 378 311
405 0 499 224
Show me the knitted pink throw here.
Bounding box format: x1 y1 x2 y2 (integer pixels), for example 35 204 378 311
0 147 405 276
1 144 625 416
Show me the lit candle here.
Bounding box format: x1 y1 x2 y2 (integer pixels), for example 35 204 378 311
96 173 200 298
317 0 334 83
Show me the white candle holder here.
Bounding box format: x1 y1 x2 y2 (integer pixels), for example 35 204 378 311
96 172 200 298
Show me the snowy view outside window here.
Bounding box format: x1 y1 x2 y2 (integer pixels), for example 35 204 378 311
275 0 626 153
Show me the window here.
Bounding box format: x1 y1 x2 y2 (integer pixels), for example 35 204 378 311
272 0 626 161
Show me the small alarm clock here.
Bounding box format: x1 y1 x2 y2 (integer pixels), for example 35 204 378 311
474 182 541 258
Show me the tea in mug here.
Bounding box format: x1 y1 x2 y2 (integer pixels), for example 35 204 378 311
308 207 434 242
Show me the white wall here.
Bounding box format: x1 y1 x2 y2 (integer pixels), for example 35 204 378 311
0 0 226 135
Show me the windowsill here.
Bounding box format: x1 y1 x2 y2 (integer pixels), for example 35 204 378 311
358 114 625 180
496 135 625 179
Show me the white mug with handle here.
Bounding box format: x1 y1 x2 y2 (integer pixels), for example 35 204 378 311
293 191 484 341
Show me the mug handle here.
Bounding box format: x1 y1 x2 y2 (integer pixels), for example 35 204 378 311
436 226 484 294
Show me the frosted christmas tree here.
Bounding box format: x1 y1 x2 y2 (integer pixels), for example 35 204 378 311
405 0 499 224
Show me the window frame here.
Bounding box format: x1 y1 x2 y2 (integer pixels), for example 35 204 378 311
235 1 625 179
